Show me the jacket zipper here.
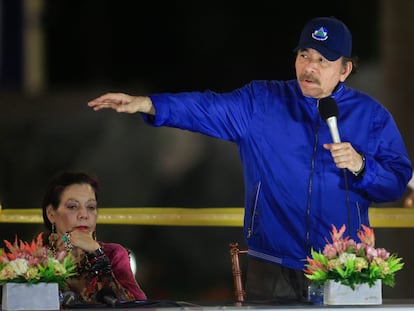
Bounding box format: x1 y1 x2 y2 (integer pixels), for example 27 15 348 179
247 181 261 238
306 122 320 251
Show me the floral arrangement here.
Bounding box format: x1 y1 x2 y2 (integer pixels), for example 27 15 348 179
304 224 404 290
0 233 76 288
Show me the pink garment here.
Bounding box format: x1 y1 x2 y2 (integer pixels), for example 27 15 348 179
99 241 147 300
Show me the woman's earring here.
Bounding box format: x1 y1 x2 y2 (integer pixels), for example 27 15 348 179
48 223 59 252
92 231 97 241
62 232 73 252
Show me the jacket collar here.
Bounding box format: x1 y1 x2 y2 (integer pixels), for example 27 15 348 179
296 81 347 105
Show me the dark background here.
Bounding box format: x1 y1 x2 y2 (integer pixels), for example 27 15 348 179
1 0 413 303
43 0 378 92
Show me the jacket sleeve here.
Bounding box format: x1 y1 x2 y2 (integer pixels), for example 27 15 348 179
143 83 259 142
352 105 412 202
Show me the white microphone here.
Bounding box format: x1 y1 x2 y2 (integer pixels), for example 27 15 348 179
318 97 341 143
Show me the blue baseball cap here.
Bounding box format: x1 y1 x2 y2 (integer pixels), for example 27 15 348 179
294 17 352 61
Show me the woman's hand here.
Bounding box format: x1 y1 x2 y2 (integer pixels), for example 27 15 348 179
66 229 100 254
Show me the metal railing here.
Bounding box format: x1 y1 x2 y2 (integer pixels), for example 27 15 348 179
1 206 414 227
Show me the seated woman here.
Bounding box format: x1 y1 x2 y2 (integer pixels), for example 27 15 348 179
42 171 147 303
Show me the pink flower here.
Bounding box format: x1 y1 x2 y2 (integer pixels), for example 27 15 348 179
366 246 378 262
55 250 67 262
323 244 337 258
376 248 390 260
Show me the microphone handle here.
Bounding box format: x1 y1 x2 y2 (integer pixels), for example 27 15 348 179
326 117 341 143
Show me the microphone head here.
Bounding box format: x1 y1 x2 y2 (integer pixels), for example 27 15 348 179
61 291 78 306
96 288 118 306
318 97 339 120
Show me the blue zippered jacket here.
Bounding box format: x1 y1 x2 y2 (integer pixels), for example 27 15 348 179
144 79 412 270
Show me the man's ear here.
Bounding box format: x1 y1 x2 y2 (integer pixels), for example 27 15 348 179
340 61 353 82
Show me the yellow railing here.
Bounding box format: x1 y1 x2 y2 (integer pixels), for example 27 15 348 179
0 206 414 227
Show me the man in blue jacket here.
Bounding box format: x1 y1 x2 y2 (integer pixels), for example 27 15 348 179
88 16 412 302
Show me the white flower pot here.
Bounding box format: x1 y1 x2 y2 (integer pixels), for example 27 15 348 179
2 282 60 310
323 279 382 305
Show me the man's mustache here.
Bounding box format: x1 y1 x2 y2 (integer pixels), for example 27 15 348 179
299 74 320 85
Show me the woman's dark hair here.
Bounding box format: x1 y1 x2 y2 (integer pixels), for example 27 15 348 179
42 172 99 232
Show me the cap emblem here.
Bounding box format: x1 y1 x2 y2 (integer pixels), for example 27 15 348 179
311 26 328 41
